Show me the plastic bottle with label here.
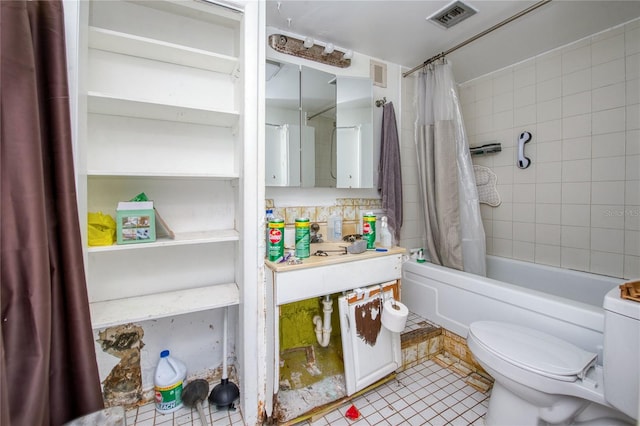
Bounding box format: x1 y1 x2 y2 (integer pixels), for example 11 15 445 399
295 218 310 258
327 213 343 242
265 209 275 258
379 216 393 248
154 350 187 414
362 212 377 249
268 218 285 261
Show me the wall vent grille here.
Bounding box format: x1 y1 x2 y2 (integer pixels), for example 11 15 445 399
428 1 477 29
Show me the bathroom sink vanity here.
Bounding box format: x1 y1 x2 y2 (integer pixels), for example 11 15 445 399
265 244 406 419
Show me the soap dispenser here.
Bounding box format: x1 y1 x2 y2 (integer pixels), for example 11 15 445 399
379 216 393 248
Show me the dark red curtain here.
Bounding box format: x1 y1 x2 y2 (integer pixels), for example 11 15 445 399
1 1 104 424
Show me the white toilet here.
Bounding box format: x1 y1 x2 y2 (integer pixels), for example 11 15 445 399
467 287 639 426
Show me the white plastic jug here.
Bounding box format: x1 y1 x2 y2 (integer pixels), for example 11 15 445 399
154 350 187 414
327 213 342 242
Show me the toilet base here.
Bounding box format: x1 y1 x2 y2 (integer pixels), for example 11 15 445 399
485 382 635 426
485 382 541 426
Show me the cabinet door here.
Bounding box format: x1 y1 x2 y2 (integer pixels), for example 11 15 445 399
338 282 401 395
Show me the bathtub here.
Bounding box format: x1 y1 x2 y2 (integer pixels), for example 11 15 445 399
402 255 623 357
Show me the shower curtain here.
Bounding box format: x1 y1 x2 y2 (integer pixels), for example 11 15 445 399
1 1 104 424
414 61 486 276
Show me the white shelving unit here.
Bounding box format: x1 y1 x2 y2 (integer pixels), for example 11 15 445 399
79 0 244 327
87 229 240 253
88 27 239 74
90 283 239 329
87 92 240 126
67 1 263 422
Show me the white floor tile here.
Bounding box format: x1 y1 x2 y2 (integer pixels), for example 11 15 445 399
363 411 384 425
472 401 489 416
399 405 417 420
418 406 437 421
383 392 401 404
451 415 471 425
442 395 459 407
386 412 406 425
473 416 487 426
441 407 459 422
406 413 427 426
427 414 449 426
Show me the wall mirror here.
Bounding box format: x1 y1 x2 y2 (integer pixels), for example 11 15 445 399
265 60 373 188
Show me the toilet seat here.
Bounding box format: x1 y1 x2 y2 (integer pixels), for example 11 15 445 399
468 321 597 382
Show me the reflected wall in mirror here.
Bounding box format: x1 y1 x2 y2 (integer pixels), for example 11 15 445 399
336 76 373 188
265 60 373 188
302 67 336 187
265 60 301 186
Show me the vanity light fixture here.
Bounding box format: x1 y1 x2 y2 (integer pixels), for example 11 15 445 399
268 34 351 68
323 43 335 55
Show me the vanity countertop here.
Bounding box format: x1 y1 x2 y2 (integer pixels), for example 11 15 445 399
265 243 406 272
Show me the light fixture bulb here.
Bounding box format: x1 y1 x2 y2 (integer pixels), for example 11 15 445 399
343 50 353 60
323 43 335 55
303 37 314 48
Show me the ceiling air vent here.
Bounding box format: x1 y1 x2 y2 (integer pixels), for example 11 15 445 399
428 0 478 29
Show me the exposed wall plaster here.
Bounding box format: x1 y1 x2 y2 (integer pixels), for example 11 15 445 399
98 324 145 407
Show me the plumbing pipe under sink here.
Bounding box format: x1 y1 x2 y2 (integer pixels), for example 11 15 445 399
313 295 333 347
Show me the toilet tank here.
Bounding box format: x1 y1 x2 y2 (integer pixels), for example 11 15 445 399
603 286 640 420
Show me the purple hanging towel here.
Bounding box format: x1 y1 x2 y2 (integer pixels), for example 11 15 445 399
378 102 403 242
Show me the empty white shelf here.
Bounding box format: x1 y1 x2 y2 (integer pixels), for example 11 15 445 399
88 229 240 253
86 171 240 179
88 92 239 126
89 27 238 74
133 0 243 26
90 282 239 329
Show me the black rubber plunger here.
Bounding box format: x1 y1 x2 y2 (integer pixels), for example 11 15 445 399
182 379 209 426
209 306 240 410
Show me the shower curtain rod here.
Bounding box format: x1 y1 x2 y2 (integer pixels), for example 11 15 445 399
402 0 552 78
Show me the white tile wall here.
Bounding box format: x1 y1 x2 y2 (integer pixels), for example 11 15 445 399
455 18 640 279
399 75 424 252
593 132 626 158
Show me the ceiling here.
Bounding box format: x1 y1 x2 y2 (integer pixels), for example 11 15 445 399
266 1 640 83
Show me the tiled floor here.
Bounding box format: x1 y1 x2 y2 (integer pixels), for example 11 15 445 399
125 312 491 425
299 360 489 426
125 400 244 425
404 311 436 333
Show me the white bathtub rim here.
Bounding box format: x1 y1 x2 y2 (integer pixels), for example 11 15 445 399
486 255 621 286
402 258 613 334
402 267 603 336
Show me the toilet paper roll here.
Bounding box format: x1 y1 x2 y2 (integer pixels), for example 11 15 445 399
381 299 409 333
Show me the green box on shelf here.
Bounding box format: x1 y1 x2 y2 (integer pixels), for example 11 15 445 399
116 201 156 244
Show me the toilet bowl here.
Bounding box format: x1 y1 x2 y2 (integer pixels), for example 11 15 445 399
467 287 639 426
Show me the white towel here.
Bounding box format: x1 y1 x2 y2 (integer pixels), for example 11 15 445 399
473 165 501 207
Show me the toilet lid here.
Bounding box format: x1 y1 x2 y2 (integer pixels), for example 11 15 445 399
469 321 597 380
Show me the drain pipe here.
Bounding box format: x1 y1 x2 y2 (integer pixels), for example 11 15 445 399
313 295 333 347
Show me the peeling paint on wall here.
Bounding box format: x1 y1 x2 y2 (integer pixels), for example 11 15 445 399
354 298 381 346
98 324 144 407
